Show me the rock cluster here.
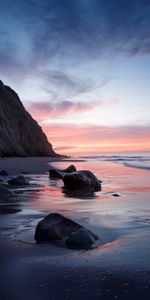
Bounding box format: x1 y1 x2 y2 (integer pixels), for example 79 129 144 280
0 169 29 194
49 164 101 197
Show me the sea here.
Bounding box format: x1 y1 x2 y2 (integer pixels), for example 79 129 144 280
0 154 150 245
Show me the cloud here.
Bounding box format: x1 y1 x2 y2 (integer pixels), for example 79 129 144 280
40 70 99 101
0 0 150 79
27 99 103 120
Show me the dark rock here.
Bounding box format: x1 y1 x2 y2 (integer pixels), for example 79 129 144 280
0 80 58 157
49 169 64 179
35 213 81 242
34 212 98 249
62 165 77 173
0 207 21 214
63 170 101 192
8 175 29 186
49 165 77 179
0 185 14 195
63 188 95 199
0 170 8 176
66 227 98 249
112 193 120 197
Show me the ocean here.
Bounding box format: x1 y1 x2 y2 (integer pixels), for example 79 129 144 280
0 154 150 246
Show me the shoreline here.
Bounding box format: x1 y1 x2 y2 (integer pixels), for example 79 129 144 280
0 156 150 299
0 156 65 174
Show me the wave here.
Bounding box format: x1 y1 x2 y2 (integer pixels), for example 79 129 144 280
79 154 150 171
122 161 150 170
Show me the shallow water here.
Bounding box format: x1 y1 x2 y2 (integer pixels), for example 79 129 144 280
0 156 150 247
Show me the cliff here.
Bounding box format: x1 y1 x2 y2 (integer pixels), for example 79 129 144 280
0 80 57 157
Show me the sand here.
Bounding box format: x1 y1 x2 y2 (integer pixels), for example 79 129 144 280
1 234 149 300
0 157 62 174
0 157 150 299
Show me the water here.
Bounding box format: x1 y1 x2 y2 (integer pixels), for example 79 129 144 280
0 154 150 245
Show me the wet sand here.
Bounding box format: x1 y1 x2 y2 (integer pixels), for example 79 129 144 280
0 157 63 174
0 156 150 299
1 234 149 300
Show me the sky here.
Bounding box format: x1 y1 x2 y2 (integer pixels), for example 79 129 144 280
0 0 150 155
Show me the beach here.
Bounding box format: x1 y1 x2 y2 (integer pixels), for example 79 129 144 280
0 155 150 299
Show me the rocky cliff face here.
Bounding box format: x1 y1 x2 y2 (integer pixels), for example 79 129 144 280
0 80 57 157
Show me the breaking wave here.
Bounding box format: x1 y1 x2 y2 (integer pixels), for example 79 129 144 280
79 155 150 171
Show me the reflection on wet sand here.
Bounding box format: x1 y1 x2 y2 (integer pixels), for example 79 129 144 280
0 158 150 248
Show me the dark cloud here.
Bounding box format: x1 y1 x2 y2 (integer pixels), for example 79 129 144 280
0 0 150 78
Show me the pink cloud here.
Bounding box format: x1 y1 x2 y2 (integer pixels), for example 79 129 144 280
27 98 118 121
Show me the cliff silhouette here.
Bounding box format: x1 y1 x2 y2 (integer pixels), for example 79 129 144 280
0 80 57 157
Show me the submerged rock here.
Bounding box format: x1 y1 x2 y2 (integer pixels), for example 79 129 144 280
0 207 21 214
63 188 95 199
112 193 120 197
63 170 101 192
49 165 77 179
34 212 98 249
8 175 29 186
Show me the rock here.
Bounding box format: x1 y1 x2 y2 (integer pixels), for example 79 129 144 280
112 193 120 197
35 213 81 242
8 175 29 186
63 170 101 192
49 165 77 179
0 80 58 157
34 213 98 249
0 185 14 195
66 227 98 249
63 188 95 198
0 207 21 214
62 165 77 173
49 169 64 179
0 170 8 176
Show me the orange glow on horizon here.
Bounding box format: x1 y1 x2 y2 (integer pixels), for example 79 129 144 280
42 124 150 155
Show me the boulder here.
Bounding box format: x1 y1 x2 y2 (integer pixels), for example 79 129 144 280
34 212 98 249
63 170 101 192
66 227 98 249
49 169 64 179
8 175 29 186
63 188 95 198
49 165 77 179
35 213 81 242
62 165 77 173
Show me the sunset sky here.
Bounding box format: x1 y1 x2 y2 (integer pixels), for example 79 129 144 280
0 0 150 155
